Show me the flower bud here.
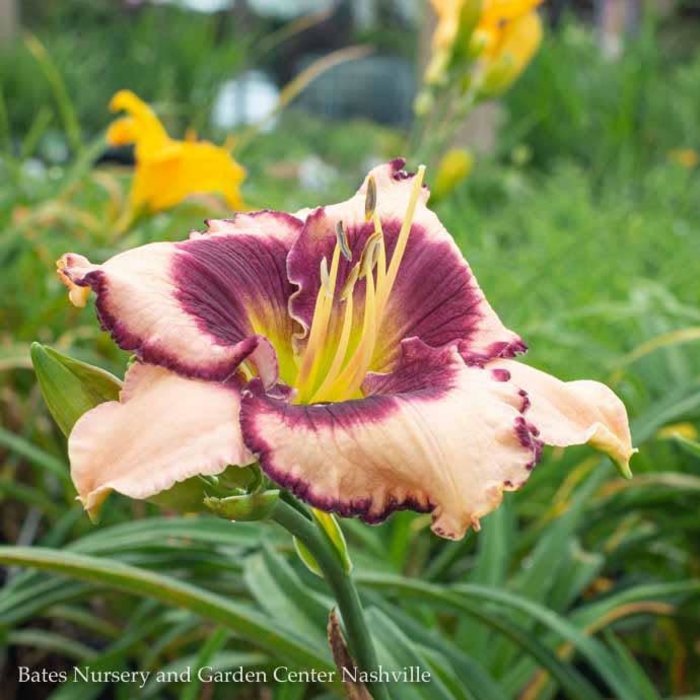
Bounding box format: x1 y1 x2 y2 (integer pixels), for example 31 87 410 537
31 343 121 437
204 490 280 521
149 465 262 514
413 90 435 118
433 148 474 200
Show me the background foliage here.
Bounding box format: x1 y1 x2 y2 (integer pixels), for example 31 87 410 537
2 3 700 699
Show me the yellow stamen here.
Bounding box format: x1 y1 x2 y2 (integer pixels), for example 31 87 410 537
320 258 377 401
321 168 424 398
372 213 387 308
358 230 382 279
379 165 426 307
294 166 426 403
295 242 342 400
309 286 356 403
319 256 331 297
340 262 361 301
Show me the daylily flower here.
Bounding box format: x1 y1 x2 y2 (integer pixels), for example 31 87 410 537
427 0 543 91
476 1 543 95
106 90 246 214
57 160 634 539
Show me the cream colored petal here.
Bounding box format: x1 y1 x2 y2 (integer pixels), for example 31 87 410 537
56 211 302 386
493 359 636 475
69 363 253 517
241 343 540 540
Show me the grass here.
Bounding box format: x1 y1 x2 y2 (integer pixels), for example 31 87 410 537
2 7 700 699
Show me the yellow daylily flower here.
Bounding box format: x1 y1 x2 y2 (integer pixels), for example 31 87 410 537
106 90 246 214
478 8 543 96
476 0 543 47
426 0 543 93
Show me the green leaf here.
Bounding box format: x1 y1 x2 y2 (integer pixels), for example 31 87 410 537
603 631 661 700
470 501 513 587
8 629 97 661
632 381 700 443
367 607 465 700
179 627 228 700
365 593 505 700
674 434 700 458
359 572 651 700
244 546 329 647
512 468 607 604
460 501 513 666
0 546 333 671
0 427 70 483
570 581 700 629
31 343 121 436
47 602 178 700
144 651 267 698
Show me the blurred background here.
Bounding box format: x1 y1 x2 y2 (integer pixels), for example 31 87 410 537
2 1 700 699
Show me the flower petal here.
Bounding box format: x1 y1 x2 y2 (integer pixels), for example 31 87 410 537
240 340 541 540
493 360 635 474
131 140 247 212
287 159 524 372
108 89 170 155
58 212 302 385
69 363 253 517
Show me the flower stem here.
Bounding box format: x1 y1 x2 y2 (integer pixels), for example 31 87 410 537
272 498 390 700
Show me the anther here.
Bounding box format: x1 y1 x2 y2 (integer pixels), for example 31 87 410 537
335 221 352 261
358 231 382 279
364 176 377 221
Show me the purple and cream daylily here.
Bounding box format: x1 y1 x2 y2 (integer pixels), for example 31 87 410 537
57 160 634 540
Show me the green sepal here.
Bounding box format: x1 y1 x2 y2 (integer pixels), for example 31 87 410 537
293 536 324 578
147 478 214 514
30 342 122 436
121 467 262 516
217 463 264 492
311 508 353 574
204 490 280 521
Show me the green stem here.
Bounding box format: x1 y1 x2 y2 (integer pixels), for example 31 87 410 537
272 499 390 700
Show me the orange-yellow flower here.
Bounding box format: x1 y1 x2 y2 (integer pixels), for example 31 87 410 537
477 4 543 95
476 0 543 49
107 90 246 214
427 0 543 92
